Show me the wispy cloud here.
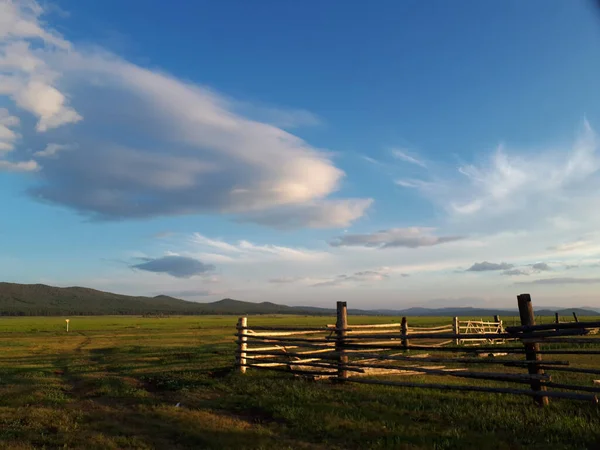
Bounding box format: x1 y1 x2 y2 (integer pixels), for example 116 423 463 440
549 239 594 253
362 155 383 165
516 277 600 285
234 103 322 129
330 228 463 249
392 122 600 237
34 143 75 158
191 232 328 263
391 148 426 168
311 270 390 288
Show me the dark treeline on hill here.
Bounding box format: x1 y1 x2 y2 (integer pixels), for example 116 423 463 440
1 282 598 317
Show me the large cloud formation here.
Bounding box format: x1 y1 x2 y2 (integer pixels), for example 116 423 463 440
0 1 371 228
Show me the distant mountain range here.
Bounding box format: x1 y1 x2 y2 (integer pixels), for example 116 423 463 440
1 282 598 317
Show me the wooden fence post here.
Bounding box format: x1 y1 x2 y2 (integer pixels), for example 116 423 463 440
573 312 579 323
401 317 409 349
452 317 460 345
336 301 348 381
236 317 248 374
555 312 560 324
494 315 503 333
517 294 548 406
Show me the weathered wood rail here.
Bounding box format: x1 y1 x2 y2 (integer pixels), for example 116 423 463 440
235 294 600 406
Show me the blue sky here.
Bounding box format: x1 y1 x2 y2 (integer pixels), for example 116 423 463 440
3 0 600 308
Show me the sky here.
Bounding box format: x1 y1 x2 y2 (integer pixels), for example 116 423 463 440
2 0 600 309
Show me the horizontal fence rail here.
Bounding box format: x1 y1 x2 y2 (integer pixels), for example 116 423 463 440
235 295 600 407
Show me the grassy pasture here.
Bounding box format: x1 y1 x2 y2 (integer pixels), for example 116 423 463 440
1 315 599 449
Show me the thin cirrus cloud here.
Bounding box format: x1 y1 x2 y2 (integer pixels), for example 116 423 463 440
0 1 371 228
515 277 600 285
451 122 599 218
393 121 600 237
391 148 426 168
131 256 215 278
330 227 463 249
311 270 390 288
191 232 327 263
549 239 594 253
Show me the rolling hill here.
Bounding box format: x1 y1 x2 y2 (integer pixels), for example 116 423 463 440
0 282 598 317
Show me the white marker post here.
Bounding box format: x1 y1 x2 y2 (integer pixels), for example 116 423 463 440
65 319 70 332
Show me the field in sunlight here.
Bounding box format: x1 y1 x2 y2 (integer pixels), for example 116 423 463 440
1 315 599 449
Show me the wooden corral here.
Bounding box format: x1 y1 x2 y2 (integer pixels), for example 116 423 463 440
236 294 600 407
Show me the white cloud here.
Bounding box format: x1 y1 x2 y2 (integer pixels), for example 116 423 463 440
391 148 426 167
0 1 69 49
0 3 80 131
0 158 38 172
0 0 369 228
13 80 82 131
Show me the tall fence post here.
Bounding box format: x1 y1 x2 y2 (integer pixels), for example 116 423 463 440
401 317 409 349
555 312 560 324
517 294 548 406
452 316 460 345
335 301 348 381
494 314 503 333
236 317 248 374
573 312 579 323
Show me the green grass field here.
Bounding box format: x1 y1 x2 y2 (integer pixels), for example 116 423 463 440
1 315 599 449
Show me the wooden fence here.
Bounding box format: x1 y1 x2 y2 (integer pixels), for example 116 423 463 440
235 294 600 406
